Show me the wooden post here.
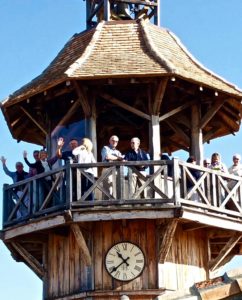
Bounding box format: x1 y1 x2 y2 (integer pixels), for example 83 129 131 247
3 184 11 225
173 157 180 205
191 104 203 165
104 0 110 21
88 94 97 159
149 115 161 160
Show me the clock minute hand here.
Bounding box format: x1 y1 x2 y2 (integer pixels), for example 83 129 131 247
117 251 130 266
111 256 130 273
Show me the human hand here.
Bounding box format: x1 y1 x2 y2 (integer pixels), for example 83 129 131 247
0 156 6 164
23 150 27 158
57 137 64 147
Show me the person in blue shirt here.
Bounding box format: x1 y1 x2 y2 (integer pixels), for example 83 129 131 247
1 156 29 217
124 137 149 198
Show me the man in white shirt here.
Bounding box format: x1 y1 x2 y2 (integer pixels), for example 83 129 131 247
228 153 242 190
101 135 123 199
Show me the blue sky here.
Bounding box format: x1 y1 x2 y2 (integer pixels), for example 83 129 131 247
0 1 242 299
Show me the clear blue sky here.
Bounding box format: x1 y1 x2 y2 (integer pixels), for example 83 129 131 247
1 1 242 299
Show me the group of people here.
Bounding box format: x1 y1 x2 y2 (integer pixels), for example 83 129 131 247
186 152 242 201
0 135 150 206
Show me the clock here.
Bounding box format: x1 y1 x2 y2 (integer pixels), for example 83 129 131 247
105 241 145 281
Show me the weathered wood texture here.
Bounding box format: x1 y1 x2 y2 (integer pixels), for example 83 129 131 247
46 220 157 299
47 226 93 298
159 223 208 291
93 219 158 292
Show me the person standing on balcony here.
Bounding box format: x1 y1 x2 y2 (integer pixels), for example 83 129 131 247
23 150 58 177
56 137 79 164
101 135 124 199
28 150 40 177
73 138 97 201
1 157 29 183
0 156 29 217
227 154 242 190
124 137 149 198
203 158 211 168
209 152 228 173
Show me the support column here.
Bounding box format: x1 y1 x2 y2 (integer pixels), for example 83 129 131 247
191 104 203 165
149 115 161 160
87 94 97 159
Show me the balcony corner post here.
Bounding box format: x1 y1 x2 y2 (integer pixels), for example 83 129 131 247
172 158 181 205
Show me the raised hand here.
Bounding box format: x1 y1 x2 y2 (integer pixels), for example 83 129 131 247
23 150 27 158
57 137 64 147
0 156 6 164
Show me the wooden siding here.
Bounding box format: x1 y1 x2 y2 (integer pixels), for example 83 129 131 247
46 220 157 299
160 223 208 290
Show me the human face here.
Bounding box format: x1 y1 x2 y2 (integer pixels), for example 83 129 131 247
16 163 24 172
69 140 78 150
212 154 220 164
33 151 40 161
109 136 119 148
131 139 140 151
39 151 48 160
233 157 240 166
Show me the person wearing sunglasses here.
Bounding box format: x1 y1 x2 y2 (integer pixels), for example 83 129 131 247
101 135 124 199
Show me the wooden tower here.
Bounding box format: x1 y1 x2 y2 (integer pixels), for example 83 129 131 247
1 2 242 299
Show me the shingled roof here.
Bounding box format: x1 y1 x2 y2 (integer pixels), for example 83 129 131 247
3 19 242 107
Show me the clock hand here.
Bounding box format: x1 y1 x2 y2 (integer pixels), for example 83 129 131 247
111 256 130 273
117 252 129 266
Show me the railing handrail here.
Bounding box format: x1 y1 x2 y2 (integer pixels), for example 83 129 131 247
2 159 242 228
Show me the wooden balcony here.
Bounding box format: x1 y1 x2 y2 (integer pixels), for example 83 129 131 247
2 158 242 231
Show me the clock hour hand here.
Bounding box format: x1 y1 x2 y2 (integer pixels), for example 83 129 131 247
116 251 129 266
111 256 130 273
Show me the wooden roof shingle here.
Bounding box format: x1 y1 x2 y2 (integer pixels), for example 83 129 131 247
3 19 242 107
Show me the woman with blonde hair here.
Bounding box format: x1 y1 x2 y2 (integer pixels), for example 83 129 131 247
72 138 97 201
209 152 227 173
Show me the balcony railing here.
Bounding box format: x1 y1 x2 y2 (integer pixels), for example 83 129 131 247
2 158 242 228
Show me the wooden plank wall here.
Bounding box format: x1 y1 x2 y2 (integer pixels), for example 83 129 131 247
159 224 208 290
93 219 158 292
47 226 92 298
46 220 157 298
46 220 208 299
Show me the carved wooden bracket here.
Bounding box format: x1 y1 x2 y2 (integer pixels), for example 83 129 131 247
209 233 242 271
158 219 178 263
70 224 92 266
11 241 44 279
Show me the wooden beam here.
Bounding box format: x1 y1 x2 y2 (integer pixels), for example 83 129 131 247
199 99 225 129
70 224 92 266
153 78 168 114
73 81 91 117
159 100 196 122
217 111 237 133
158 219 178 263
203 127 220 143
209 233 242 271
100 92 151 121
20 106 47 136
165 120 190 145
182 222 209 231
11 242 44 278
52 100 81 136
190 104 203 165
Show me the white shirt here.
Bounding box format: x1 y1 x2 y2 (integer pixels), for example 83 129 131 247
72 147 97 177
228 164 242 177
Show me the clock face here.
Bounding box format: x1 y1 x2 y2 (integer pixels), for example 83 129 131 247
105 242 145 281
